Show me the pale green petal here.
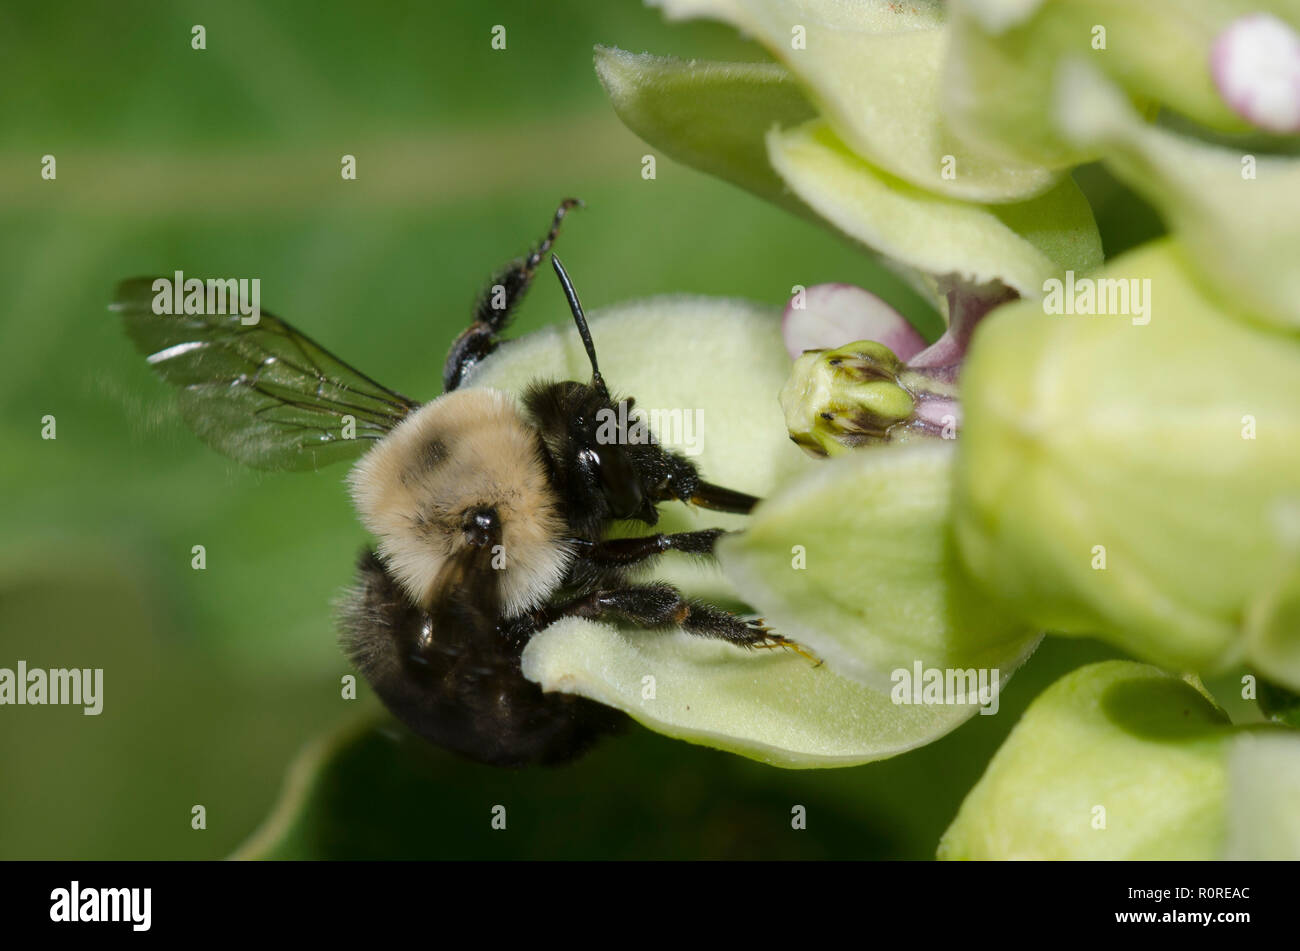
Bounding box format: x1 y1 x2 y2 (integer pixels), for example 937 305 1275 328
1245 557 1300 691
943 0 1265 170
938 661 1232 860
1056 59 1300 331
720 442 1041 692
767 120 1102 299
955 239 1300 675
1225 730 1300 860
593 47 816 216
594 50 1100 309
593 48 934 303
961 0 1046 34
651 0 1059 202
521 616 981 768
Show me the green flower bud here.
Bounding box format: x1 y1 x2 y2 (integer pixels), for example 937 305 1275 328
940 661 1300 860
779 341 916 456
955 239 1300 678
939 662 1232 860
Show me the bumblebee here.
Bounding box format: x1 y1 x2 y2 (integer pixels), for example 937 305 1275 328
112 200 797 766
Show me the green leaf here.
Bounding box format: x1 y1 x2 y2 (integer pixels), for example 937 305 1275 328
1056 59 1300 332
955 239 1300 676
651 0 1059 202
720 442 1041 691
938 661 1232 860
766 120 1102 300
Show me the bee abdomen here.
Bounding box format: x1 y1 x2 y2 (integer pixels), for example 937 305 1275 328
338 549 621 767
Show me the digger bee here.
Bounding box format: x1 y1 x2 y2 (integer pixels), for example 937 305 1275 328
111 200 800 767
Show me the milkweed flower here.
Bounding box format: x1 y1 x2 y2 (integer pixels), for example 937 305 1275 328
461 0 1300 833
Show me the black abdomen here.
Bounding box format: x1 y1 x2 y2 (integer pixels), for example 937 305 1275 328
339 550 622 767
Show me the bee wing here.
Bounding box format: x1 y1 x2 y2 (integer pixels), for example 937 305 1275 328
111 277 420 471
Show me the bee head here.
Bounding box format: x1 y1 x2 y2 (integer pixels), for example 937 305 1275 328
544 256 655 524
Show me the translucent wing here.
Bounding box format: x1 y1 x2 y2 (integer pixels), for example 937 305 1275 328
110 278 420 471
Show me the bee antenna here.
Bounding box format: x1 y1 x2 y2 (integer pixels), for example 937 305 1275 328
551 255 607 397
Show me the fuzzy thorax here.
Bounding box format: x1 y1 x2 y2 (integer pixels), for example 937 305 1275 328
347 388 572 619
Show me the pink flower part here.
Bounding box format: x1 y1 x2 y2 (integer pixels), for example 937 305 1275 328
912 395 962 434
908 277 1016 371
1212 13 1300 133
781 283 926 361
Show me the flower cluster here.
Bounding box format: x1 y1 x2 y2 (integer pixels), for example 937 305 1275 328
467 0 1300 858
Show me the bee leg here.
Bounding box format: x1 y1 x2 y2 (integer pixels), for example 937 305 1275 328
511 583 820 663
631 443 762 514
577 529 728 567
443 198 583 391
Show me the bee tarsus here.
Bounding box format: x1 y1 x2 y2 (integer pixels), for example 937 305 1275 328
443 198 584 392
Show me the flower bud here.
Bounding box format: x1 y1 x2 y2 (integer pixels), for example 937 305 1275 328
939 662 1230 860
779 341 915 456
955 240 1300 678
940 660 1300 860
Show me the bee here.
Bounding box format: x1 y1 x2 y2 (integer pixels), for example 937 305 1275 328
111 200 802 767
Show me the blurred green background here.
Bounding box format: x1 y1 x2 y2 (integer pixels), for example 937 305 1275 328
0 1 1202 859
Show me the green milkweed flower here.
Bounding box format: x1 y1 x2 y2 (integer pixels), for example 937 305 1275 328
451 0 1300 849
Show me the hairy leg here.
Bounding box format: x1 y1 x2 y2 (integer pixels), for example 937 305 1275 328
443 198 582 391
576 529 727 566
505 582 818 662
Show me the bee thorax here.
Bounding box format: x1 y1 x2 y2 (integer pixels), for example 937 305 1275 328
347 388 572 619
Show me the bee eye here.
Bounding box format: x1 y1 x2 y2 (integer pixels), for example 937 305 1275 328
579 446 644 520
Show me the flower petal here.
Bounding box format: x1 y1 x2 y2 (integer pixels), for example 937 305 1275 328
720 442 1041 692
943 0 1259 170
594 48 936 302
1225 730 1300 860
651 0 1060 202
594 46 816 216
938 661 1232 860
1212 13 1300 133
955 239 1300 676
781 282 926 359
1245 556 1300 692
521 616 982 768
1056 58 1300 332
767 120 1101 300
